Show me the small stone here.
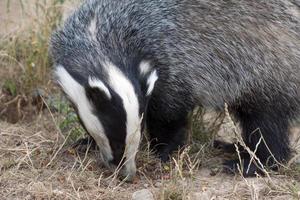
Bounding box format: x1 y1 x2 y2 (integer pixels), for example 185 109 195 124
132 189 154 200
144 183 149 188
155 182 162 187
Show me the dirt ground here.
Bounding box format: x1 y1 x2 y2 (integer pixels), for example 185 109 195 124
1 1 300 200
1 111 300 200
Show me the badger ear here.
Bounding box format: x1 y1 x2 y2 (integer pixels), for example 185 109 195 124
86 77 112 102
139 61 158 96
139 61 152 76
145 70 158 96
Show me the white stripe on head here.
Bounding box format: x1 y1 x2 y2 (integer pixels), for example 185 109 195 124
88 17 97 41
103 61 141 177
146 70 158 96
55 66 113 162
88 76 111 99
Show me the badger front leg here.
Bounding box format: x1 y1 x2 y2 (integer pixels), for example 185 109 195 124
146 111 188 161
145 88 192 162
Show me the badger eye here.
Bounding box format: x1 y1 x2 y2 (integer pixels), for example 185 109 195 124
139 69 158 97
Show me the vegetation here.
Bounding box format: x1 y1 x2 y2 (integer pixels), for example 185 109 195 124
0 0 65 95
0 0 300 199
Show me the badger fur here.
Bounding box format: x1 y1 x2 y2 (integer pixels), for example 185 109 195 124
50 0 300 179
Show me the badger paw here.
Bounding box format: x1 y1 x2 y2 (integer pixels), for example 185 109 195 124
213 140 248 155
157 147 172 162
71 136 97 152
223 159 264 177
213 140 237 153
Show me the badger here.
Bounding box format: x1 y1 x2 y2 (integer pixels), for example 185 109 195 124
50 0 300 180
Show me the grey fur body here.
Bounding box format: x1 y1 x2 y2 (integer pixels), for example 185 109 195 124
51 0 300 108
50 0 300 178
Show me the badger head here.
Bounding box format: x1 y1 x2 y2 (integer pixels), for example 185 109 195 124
54 60 158 181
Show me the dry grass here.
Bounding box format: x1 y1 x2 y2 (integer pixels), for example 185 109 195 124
1 106 299 199
1 0 300 199
0 0 66 96
0 109 200 199
0 114 136 199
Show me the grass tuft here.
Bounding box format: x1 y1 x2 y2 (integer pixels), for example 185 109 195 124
0 0 66 96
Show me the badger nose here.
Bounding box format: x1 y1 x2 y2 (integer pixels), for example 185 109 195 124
107 161 117 171
119 167 136 182
107 160 136 182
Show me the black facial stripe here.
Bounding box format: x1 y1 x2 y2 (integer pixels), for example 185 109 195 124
86 86 127 165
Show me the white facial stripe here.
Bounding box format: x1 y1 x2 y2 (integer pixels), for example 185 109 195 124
55 66 113 162
88 18 97 41
139 61 151 76
103 61 141 176
88 76 112 99
146 70 158 96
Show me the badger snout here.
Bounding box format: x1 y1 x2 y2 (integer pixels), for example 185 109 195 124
107 159 137 182
120 162 137 182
